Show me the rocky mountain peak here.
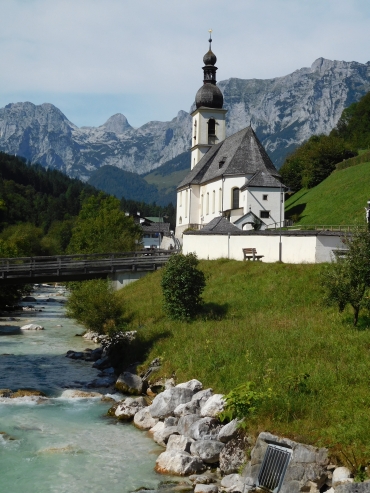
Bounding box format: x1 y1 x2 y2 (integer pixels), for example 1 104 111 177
99 113 131 134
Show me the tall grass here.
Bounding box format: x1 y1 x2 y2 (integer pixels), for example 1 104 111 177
117 260 370 468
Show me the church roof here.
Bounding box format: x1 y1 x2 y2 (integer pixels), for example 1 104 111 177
240 170 283 190
200 216 240 233
178 126 279 189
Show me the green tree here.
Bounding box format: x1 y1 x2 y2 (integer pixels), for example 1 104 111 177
68 193 142 254
0 239 31 308
66 279 124 335
322 228 370 325
161 253 206 321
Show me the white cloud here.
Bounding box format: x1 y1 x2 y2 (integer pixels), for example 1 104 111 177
1 0 370 126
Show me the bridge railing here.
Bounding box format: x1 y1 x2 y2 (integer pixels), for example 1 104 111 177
0 250 175 279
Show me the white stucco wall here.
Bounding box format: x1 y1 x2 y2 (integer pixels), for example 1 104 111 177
244 187 284 226
183 233 346 263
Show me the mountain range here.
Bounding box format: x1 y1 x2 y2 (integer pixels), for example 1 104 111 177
1 57 370 203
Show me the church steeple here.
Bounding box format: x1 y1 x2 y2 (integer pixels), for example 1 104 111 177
191 31 227 170
195 31 224 109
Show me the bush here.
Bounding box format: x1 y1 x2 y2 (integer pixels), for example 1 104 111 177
66 279 125 335
161 253 205 321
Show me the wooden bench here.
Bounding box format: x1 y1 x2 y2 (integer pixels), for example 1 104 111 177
243 248 264 261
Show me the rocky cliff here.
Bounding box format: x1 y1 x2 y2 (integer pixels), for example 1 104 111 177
1 57 370 180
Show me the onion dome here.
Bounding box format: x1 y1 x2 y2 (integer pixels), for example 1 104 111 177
195 30 224 109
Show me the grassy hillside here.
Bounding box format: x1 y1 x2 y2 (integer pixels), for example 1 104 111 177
285 160 370 225
118 260 370 468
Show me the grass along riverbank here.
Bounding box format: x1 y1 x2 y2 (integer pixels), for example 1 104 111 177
117 260 370 470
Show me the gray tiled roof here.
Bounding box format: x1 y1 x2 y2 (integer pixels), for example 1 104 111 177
178 126 279 189
200 216 240 233
240 170 283 190
142 223 170 234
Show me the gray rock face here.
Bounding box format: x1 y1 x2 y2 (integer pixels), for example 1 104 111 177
188 417 221 441
218 419 240 443
153 425 179 447
177 414 201 437
155 450 206 476
190 440 225 464
200 394 225 418
114 396 147 420
2 58 370 182
133 407 159 430
220 474 245 493
219 434 252 475
167 434 194 454
149 387 194 419
115 372 143 395
194 485 219 493
335 482 370 493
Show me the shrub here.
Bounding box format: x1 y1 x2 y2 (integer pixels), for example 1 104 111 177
161 252 206 321
66 279 125 334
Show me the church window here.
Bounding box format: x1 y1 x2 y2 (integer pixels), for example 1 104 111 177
208 119 216 144
260 210 270 219
206 192 209 215
201 194 204 216
185 190 188 218
179 216 182 224
219 188 222 212
212 190 215 213
263 194 268 201
232 188 240 209
179 191 182 207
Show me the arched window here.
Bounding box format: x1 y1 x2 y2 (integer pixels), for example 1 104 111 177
232 188 240 209
179 216 182 224
208 118 216 144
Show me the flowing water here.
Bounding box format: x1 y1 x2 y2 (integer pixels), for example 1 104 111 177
0 285 166 493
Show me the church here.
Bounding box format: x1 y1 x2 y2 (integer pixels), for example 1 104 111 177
175 34 284 239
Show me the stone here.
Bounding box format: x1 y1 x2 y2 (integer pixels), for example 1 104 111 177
220 474 245 493
174 400 201 417
194 485 218 493
200 394 225 417
218 419 240 443
60 390 103 398
115 372 143 395
153 426 179 447
87 376 116 388
332 467 353 487
219 434 253 475
167 434 194 454
155 450 206 476
192 388 214 408
188 417 221 441
22 296 37 302
133 407 159 430
189 473 219 485
164 416 179 427
20 323 44 330
115 396 147 420
335 483 370 493
92 356 111 370
177 414 201 437
176 379 203 392
190 440 225 463
149 421 165 434
148 387 194 419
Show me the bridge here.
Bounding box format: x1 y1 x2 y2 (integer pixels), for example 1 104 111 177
0 251 175 289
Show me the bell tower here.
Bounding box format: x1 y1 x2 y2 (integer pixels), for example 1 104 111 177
191 30 227 170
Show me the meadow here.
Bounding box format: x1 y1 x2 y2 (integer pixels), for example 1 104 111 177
117 260 370 470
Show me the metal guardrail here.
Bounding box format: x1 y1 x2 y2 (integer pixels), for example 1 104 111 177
0 250 175 284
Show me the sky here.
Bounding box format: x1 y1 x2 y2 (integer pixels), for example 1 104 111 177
1 0 370 128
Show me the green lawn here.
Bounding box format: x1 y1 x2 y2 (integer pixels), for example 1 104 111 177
118 260 370 470
285 161 370 225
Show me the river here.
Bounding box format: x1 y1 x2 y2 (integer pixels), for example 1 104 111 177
0 284 166 493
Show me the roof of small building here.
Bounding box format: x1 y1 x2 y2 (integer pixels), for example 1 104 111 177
200 216 240 233
184 229 347 237
141 223 170 234
240 170 283 190
233 210 266 226
178 126 279 189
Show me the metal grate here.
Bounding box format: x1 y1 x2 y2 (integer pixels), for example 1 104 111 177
257 444 292 493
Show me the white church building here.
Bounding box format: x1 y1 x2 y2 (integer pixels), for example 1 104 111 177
175 34 284 239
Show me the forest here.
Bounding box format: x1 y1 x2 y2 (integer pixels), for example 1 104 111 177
280 91 370 190
0 152 174 308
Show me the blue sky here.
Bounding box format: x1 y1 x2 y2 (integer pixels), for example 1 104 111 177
1 0 370 128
